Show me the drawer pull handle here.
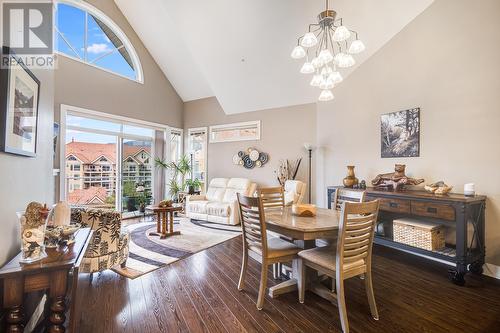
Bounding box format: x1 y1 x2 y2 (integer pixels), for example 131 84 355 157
427 207 438 214
389 202 398 208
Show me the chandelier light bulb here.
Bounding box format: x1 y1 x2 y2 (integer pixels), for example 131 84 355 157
311 57 324 69
318 89 334 102
334 52 346 66
318 49 334 64
333 25 351 42
349 40 365 54
320 66 333 76
301 32 318 48
310 74 322 87
300 61 315 74
328 71 343 84
319 77 334 90
291 45 306 59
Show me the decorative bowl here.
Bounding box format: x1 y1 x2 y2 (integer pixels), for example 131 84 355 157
45 223 81 247
292 204 316 217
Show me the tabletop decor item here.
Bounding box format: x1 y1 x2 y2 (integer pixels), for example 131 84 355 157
292 203 317 217
275 158 302 186
464 183 475 196
18 202 49 263
52 201 71 226
0 46 41 157
158 199 173 208
343 165 359 188
381 108 420 158
371 164 424 191
44 223 81 248
424 181 453 195
233 148 269 169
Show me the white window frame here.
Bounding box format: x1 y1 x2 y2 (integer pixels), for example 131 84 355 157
187 127 208 192
55 0 144 83
209 120 261 143
60 104 173 209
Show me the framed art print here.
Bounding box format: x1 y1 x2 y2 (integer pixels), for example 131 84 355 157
0 47 41 157
380 108 420 158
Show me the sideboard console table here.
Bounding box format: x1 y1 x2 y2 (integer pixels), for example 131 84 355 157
0 228 92 332
327 186 486 285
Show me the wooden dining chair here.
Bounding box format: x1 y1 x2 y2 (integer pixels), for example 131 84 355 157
258 186 285 209
237 193 301 310
258 186 286 279
298 200 380 333
333 188 365 211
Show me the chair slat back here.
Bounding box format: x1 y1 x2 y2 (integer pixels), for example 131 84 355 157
336 200 379 273
258 186 285 209
334 188 365 211
237 193 268 254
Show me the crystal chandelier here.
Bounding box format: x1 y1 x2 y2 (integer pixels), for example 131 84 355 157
291 0 365 101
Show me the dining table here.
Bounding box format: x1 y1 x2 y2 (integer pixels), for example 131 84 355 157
263 206 340 302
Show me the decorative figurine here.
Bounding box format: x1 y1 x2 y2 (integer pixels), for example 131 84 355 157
359 180 367 189
371 164 424 191
343 165 359 188
424 181 453 195
18 202 50 263
159 199 173 208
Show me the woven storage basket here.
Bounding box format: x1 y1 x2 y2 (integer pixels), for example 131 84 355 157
393 218 445 251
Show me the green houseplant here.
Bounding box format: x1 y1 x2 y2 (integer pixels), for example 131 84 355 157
185 178 202 194
155 155 192 201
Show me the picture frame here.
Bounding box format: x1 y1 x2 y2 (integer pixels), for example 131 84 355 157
380 107 420 158
0 46 41 157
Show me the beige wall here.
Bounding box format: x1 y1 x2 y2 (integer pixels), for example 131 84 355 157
184 97 316 202
54 0 183 128
316 0 500 265
0 66 55 266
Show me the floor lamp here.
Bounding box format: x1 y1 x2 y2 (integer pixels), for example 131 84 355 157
304 143 314 204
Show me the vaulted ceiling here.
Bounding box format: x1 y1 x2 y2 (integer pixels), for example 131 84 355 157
115 0 434 114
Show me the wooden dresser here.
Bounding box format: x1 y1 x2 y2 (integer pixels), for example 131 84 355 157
0 228 92 332
327 186 486 285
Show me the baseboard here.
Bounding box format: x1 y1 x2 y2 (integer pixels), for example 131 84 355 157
483 263 500 280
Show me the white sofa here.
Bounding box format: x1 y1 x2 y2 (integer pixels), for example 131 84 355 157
284 180 306 205
186 178 257 225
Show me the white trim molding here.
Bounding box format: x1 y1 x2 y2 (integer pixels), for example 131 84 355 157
55 0 144 83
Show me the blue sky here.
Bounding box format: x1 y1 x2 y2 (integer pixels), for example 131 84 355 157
56 3 135 80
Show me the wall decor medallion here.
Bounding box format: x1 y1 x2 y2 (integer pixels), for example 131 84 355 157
381 108 420 158
233 148 269 169
0 47 41 157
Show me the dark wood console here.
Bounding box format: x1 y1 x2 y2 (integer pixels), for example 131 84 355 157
327 186 486 285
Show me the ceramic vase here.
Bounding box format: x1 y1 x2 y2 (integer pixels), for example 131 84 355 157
343 165 359 188
53 201 71 226
17 211 48 263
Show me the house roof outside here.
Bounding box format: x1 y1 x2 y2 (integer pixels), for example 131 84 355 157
68 187 109 205
66 141 151 164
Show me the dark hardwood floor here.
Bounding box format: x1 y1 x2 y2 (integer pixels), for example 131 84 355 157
75 236 500 333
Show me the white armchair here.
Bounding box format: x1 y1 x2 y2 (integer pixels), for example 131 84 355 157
186 178 257 225
284 180 306 205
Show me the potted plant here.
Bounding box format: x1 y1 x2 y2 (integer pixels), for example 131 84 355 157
185 178 202 194
155 155 192 202
122 181 138 211
137 192 148 213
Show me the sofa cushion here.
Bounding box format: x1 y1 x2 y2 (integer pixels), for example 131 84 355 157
223 178 251 202
206 202 231 217
206 178 228 201
187 201 209 214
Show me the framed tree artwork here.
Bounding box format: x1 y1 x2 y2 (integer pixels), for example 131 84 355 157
381 108 420 158
0 47 41 157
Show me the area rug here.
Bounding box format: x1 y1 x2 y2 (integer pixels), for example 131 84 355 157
113 218 241 279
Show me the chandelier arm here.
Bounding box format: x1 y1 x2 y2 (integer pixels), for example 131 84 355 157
308 23 320 32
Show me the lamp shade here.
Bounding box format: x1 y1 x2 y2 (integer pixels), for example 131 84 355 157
300 62 315 74
310 74 322 87
328 71 343 84
318 49 334 64
333 26 351 42
349 40 365 54
319 89 334 101
301 32 318 47
291 45 306 59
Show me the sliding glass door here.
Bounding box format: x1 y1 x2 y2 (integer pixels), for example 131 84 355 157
62 109 170 216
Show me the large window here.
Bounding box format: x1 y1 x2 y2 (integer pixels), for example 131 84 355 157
188 128 207 192
55 0 143 82
61 106 171 217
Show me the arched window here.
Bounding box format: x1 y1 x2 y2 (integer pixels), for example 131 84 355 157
54 0 143 82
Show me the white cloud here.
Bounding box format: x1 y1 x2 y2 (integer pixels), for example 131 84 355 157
87 43 111 54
